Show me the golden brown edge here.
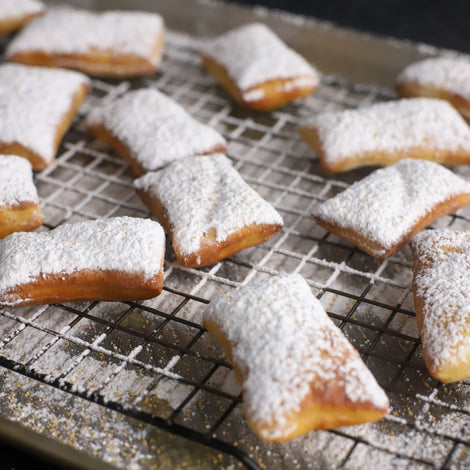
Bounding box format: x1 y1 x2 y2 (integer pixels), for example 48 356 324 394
0 11 43 35
0 81 89 171
9 30 165 78
315 193 470 258
299 125 470 173
201 54 317 111
137 189 283 268
0 202 43 239
397 81 470 122
204 318 387 442
87 123 227 177
0 264 164 308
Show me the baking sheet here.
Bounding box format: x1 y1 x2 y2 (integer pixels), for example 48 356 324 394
1 1 470 469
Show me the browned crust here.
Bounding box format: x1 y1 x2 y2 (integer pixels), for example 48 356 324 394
204 318 387 442
9 30 165 78
0 82 89 171
137 189 283 268
0 11 43 35
0 266 164 307
299 125 470 173
412 243 470 382
87 123 227 177
397 81 470 122
315 193 470 258
0 202 43 238
201 54 316 111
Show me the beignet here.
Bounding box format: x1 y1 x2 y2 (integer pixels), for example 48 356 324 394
86 88 226 175
314 159 470 258
200 23 318 110
134 154 283 267
0 217 165 307
204 273 389 442
299 98 470 173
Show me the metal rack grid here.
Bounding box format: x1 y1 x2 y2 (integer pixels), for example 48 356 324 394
1 27 470 470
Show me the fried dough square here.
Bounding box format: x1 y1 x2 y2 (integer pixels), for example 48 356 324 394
86 88 226 175
314 159 470 258
299 98 470 173
203 273 389 442
134 154 283 267
7 7 165 77
200 23 318 110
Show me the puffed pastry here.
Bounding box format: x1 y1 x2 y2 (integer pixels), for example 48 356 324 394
134 154 283 267
412 230 470 383
0 217 165 307
203 273 389 442
0 0 43 34
314 159 470 258
7 7 165 77
397 56 470 121
299 98 470 173
200 23 319 110
0 63 89 170
0 155 43 239
86 88 226 175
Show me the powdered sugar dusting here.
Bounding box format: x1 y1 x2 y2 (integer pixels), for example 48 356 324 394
412 229 470 371
0 0 43 20
314 159 470 256
86 88 226 172
0 63 89 164
0 155 38 208
0 217 165 304
134 154 283 256
398 56 470 101
200 23 319 91
305 98 470 166
204 273 389 440
7 7 164 64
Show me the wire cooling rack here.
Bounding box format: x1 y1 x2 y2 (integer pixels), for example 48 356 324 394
2 23 470 470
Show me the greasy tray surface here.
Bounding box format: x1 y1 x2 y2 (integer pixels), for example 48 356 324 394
2 3 470 470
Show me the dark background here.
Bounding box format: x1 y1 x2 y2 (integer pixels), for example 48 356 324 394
3 0 470 469
235 0 470 53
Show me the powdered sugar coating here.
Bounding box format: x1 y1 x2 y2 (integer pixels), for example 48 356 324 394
314 159 470 256
305 98 470 166
86 88 226 172
0 0 44 20
0 63 89 164
134 154 283 256
200 23 319 95
204 273 389 440
412 230 470 371
0 217 165 304
7 7 164 64
0 155 38 208
398 56 470 101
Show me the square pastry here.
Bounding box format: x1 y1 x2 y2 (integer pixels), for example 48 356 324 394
200 23 319 110
0 63 89 170
314 159 470 258
412 230 470 382
0 0 44 34
204 273 389 442
0 155 43 239
299 98 470 173
0 217 165 307
134 154 283 267
86 88 227 175
397 56 470 121
7 7 165 77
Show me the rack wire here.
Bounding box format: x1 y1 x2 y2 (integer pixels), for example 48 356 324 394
1 27 470 470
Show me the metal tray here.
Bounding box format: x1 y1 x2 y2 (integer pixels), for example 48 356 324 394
1 1 469 469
